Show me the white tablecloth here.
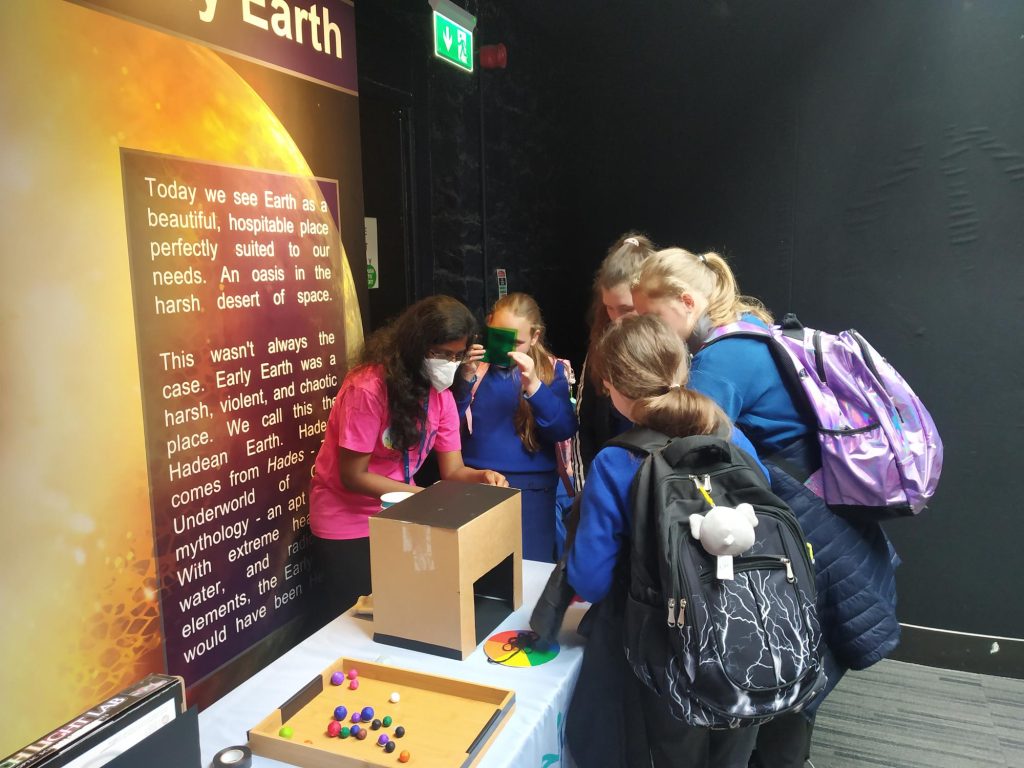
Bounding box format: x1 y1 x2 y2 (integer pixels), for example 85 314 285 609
198 560 587 768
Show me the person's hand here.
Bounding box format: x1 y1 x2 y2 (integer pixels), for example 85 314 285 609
460 343 485 381
507 350 540 396
480 469 509 487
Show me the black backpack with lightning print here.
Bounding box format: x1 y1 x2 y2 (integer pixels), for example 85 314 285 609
607 427 826 728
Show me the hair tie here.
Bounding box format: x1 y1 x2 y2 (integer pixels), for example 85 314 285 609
697 253 707 264
664 382 682 393
624 237 640 247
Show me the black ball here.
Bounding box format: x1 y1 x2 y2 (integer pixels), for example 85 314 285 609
371 719 382 730
394 726 406 738
384 741 396 753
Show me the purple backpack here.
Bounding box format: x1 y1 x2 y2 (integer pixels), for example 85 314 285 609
704 314 943 519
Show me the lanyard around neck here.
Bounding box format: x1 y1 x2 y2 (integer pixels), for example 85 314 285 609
402 398 430 484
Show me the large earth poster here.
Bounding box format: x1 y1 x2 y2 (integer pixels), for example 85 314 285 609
0 0 365 752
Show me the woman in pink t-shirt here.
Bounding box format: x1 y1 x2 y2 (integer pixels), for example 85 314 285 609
310 295 508 620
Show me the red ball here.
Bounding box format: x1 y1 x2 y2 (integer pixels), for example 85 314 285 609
326 720 341 737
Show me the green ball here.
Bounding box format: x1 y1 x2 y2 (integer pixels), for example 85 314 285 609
278 725 294 739
340 726 351 739
382 715 393 727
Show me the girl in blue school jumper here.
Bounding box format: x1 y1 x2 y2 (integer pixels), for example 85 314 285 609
566 313 766 768
455 292 577 563
633 248 901 768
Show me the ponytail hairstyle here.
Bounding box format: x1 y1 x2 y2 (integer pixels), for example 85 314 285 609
489 292 556 453
590 314 730 438
588 232 658 349
633 247 773 330
357 295 476 450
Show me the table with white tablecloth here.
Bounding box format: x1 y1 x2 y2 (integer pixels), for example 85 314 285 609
198 560 587 768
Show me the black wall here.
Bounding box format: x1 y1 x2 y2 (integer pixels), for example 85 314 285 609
355 0 581 359
355 0 1024 670
567 1 1024 648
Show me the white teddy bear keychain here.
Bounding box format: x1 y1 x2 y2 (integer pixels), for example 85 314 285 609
689 503 759 580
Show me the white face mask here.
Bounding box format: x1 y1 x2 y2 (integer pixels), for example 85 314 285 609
422 358 459 391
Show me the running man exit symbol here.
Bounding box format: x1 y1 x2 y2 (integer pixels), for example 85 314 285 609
433 10 474 72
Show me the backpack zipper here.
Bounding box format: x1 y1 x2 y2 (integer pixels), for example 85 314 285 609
667 523 691 628
700 556 794 583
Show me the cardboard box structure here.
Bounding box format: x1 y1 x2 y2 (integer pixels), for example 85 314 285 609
369 481 522 660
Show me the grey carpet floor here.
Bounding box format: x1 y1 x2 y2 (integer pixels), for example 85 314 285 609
810 659 1024 767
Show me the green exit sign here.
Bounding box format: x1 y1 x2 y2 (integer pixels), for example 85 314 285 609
433 10 473 72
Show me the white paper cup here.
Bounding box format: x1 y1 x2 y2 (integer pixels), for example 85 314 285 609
380 491 414 510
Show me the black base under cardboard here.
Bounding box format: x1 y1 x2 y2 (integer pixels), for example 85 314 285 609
373 594 514 659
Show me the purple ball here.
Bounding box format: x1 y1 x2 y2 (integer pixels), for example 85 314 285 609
351 712 361 723
378 734 389 746
330 671 345 686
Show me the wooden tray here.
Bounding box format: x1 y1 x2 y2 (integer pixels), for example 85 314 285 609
248 657 515 768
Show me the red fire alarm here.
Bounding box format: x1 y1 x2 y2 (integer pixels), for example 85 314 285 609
480 43 507 70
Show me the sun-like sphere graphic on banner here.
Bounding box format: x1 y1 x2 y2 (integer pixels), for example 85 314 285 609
0 0 362 749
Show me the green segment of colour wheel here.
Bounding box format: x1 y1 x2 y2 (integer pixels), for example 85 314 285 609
482 325 517 367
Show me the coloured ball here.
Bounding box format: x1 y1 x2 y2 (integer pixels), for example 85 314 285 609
389 692 400 703
370 719 382 730
326 721 341 737
340 726 350 739
384 741 397 754
330 671 345 685
334 705 347 721
398 750 410 763
377 734 389 746
356 729 368 740
350 724 361 736
347 668 358 679
382 715 393 727
361 706 374 721
278 726 294 739
351 712 361 723
394 726 406 738
348 679 360 690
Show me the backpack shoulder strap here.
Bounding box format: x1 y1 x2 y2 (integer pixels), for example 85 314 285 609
701 313 807 348
701 315 819 431
606 426 673 455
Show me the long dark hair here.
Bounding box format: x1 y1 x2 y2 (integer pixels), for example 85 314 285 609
356 295 476 450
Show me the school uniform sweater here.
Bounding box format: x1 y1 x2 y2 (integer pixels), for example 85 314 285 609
454 362 577 474
690 314 807 456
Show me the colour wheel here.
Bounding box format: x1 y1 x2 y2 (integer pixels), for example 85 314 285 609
483 630 559 667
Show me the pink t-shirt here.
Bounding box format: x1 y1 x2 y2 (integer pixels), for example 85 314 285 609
310 365 461 539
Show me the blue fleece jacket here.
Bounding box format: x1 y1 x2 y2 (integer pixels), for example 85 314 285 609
455 362 578 474
690 314 807 455
568 428 766 604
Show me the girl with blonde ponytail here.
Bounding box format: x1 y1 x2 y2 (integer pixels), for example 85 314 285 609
633 247 804 458
565 314 765 768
